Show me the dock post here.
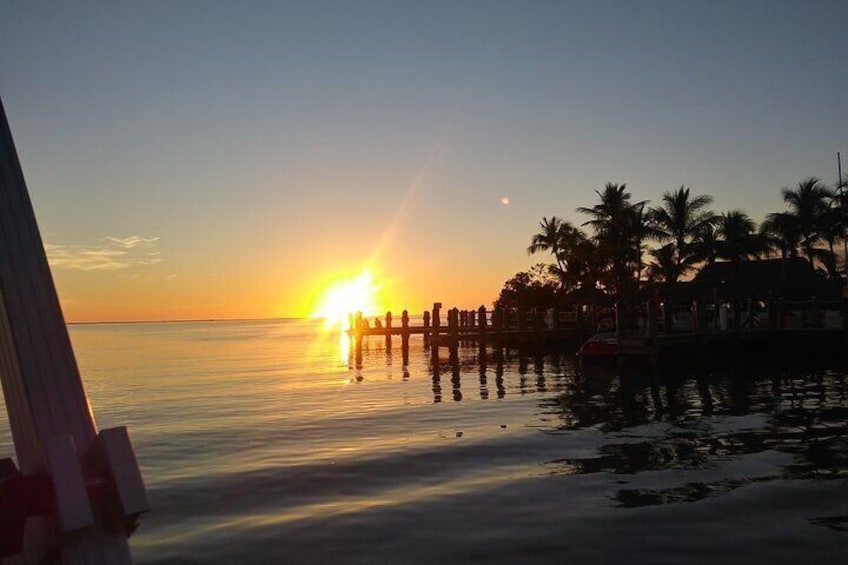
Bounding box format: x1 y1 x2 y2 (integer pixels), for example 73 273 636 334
477 305 487 348
423 310 431 347
493 307 504 351
448 308 459 362
355 311 364 368
532 306 542 347
431 302 442 359
401 310 410 364
385 311 392 349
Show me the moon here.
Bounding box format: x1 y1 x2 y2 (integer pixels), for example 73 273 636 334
501 197 510 206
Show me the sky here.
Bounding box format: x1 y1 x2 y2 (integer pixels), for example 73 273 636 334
1 0 846 322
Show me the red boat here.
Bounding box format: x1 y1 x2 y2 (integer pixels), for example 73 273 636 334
578 331 617 359
578 316 617 360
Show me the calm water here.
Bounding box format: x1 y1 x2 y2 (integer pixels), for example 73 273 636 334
1 319 847 563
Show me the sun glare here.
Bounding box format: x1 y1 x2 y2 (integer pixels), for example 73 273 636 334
312 269 384 331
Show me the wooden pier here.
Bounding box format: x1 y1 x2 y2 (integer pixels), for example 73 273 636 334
615 294 848 364
349 293 848 369
348 302 591 368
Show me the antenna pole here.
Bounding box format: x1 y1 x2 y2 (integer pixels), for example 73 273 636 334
840 152 847 277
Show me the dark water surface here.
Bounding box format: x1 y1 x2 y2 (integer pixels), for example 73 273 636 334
1 319 846 563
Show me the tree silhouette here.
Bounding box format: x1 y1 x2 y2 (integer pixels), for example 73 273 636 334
648 186 716 283
715 211 766 265
577 182 649 297
760 211 801 260
781 177 833 262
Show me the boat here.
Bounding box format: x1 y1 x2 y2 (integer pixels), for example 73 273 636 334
578 331 617 359
578 316 617 360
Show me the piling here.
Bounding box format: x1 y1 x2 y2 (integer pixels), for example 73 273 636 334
355 310 363 369
385 311 392 349
401 310 410 345
431 302 442 358
493 307 504 351
401 310 410 366
448 308 459 363
423 309 431 347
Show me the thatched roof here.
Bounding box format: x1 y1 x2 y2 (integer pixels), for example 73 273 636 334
684 257 837 300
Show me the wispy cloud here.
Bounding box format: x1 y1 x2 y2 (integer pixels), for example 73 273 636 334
46 235 163 271
105 235 159 249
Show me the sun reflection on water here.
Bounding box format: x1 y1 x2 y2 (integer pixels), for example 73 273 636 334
338 328 351 366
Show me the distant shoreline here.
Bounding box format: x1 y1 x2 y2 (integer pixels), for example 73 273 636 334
68 317 306 326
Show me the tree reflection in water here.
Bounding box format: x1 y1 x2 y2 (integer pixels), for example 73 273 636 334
541 357 848 515
371 335 848 535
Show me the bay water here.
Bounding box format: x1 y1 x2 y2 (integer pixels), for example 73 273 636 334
1 319 846 563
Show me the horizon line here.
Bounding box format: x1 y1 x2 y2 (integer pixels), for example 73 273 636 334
67 316 310 326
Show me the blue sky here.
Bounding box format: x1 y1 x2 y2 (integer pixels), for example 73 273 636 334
1 1 846 319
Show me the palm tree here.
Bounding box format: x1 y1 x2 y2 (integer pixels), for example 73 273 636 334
832 183 848 274
527 216 567 270
645 243 691 284
527 216 587 291
563 238 608 299
781 177 833 261
691 223 720 268
577 182 648 296
715 210 766 265
648 185 716 283
625 202 663 285
760 211 801 260
816 205 842 278
649 186 715 251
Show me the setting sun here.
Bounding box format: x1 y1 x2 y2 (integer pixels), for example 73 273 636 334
311 269 384 330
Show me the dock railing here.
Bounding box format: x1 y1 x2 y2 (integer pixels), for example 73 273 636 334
616 294 848 360
348 303 591 368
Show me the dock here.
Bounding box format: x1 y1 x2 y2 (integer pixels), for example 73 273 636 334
348 302 591 368
615 295 848 363
349 293 848 369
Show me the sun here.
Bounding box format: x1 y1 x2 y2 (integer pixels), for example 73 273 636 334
311 269 384 330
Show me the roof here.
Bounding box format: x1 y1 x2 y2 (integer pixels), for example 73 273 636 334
656 258 840 301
